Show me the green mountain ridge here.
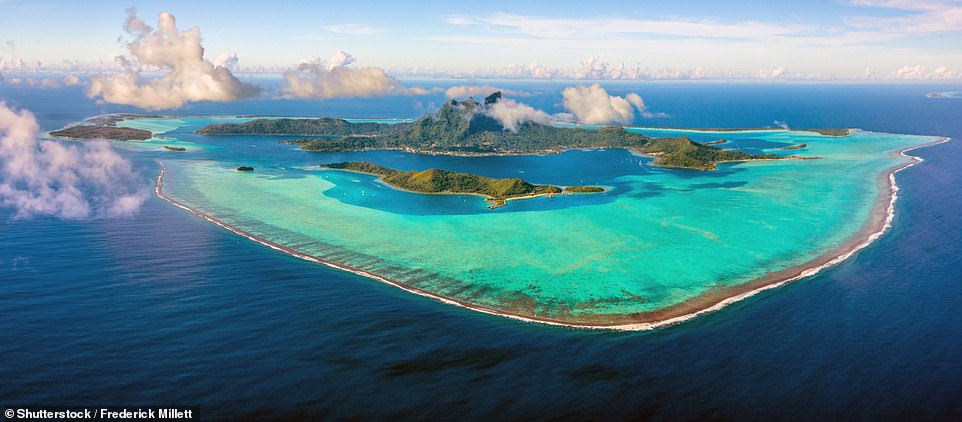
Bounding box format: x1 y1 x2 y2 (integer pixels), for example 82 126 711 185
198 117 410 136
200 91 787 170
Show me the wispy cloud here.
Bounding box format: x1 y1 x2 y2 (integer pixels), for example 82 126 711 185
445 13 818 40
847 0 962 32
322 24 385 35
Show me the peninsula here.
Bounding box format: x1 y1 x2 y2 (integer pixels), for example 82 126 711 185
200 92 785 170
321 161 603 208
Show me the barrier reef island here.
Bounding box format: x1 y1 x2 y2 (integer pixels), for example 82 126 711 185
56 92 944 330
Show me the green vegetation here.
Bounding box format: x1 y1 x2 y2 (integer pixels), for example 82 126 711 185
565 186 605 193
323 161 399 176
229 92 794 170
341 99 654 155
198 118 410 136
321 161 603 208
780 143 808 150
638 137 780 170
802 129 851 137
280 136 377 152
163 145 186 152
49 126 152 141
236 166 254 172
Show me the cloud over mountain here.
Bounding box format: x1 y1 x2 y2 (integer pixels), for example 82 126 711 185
0 102 146 219
86 9 258 110
444 84 532 99
484 98 551 132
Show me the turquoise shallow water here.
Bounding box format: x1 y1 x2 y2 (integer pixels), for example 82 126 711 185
126 117 937 324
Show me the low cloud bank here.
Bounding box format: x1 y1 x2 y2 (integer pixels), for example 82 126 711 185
893 65 961 80
0 102 146 219
87 9 258 110
63 74 82 86
444 84 532 99
281 51 429 99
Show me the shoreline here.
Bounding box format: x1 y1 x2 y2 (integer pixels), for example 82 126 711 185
623 126 856 137
153 136 949 331
318 167 568 208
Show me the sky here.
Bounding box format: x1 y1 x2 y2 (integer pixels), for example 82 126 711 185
1 0 961 79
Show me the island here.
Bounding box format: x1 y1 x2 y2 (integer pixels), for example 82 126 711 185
804 129 852 137
163 145 186 152
49 125 152 141
236 166 254 172
198 117 410 136
200 92 789 171
320 161 604 209
565 186 606 193
780 143 807 150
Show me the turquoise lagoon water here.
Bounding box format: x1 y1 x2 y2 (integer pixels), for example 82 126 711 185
123 117 937 324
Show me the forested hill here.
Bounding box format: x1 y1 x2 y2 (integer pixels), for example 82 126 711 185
201 92 786 170
198 117 410 136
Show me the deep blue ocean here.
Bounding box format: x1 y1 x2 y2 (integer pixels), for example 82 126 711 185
2 79 961 420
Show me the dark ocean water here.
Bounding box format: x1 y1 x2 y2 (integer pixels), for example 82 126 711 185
2 80 962 420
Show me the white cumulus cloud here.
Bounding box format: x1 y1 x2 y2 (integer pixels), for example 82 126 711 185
280 51 428 99
561 84 658 125
86 9 258 110
484 98 551 132
0 102 146 219
211 52 240 71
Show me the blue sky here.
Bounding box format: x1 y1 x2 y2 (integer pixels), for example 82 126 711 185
1 0 961 79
